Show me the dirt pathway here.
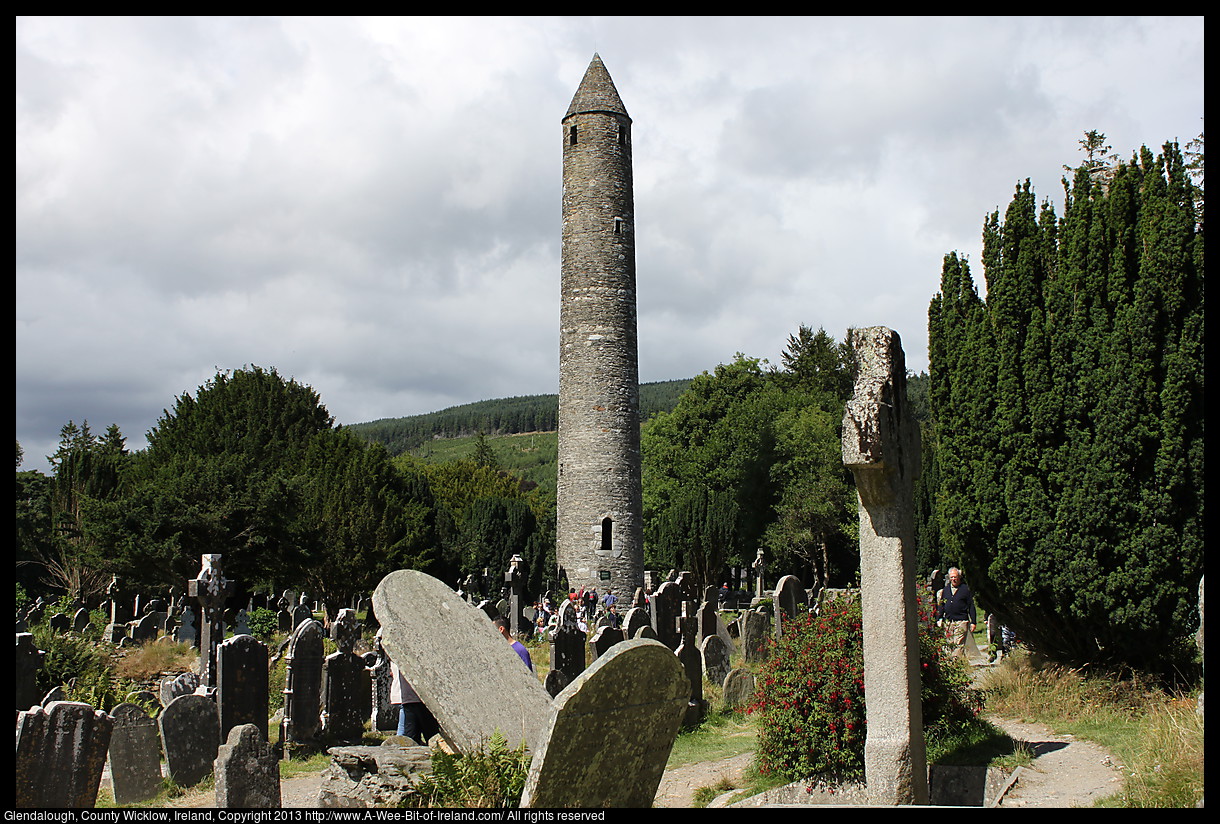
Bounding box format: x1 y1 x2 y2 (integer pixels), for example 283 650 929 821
149 716 1124 808
986 716 1124 808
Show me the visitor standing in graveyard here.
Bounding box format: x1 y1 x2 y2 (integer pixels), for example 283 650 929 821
388 657 438 745
495 617 534 672
936 567 976 656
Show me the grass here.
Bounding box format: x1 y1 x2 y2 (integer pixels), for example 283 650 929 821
980 649 1204 807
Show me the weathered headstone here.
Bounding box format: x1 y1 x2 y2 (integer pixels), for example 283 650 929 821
622 606 650 640
520 639 688 808
590 625 625 660
721 668 757 711
108 703 163 806
373 569 551 753
322 624 371 745
841 326 927 805
551 621 588 683
176 605 198 645
740 609 770 664
160 671 199 707
651 581 681 650
16 632 44 711
73 606 92 633
16 701 114 808
544 668 571 698
214 723 281 808
700 634 732 686
369 638 397 731
505 554 526 637
283 619 325 746
675 607 705 727
160 693 221 787
772 574 807 640
216 634 269 742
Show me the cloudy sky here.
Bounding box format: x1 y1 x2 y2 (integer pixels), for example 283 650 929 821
16 17 1204 472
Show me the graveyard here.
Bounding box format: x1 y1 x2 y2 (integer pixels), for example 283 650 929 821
15 325 1202 809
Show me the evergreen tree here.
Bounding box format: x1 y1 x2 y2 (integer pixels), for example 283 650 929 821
928 141 1203 678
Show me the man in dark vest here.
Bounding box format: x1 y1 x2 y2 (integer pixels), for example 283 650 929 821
936 566 977 657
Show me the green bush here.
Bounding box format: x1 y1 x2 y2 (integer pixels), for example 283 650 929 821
404 731 530 808
29 625 118 709
246 607 279 641
749 594 981 782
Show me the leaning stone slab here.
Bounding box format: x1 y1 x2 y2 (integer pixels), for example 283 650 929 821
519 639 688 808
373 569 551 753
721 668 757 711
16 701 114 808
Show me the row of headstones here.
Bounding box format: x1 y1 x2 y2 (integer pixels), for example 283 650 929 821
15 608 378 809
15 698 281 808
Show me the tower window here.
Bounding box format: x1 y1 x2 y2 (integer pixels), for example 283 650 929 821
614 217 623 234
601 518 613 553
569 125 578 146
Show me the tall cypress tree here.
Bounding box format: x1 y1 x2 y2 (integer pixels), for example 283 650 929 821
928 141 1203 678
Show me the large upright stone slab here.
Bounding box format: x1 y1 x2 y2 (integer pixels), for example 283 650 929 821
283 619 325 745
520 639 688 808
373 569 551 753
841 326 927 805
16 632 44 711
16 701 114 808
108 703 163 806
216 634 269 742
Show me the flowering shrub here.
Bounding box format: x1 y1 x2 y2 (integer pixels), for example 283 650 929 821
749 593 981 782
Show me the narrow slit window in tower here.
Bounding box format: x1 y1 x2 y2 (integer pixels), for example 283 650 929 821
617 123 627 146
614 217 623 234
601 518 613 553
569 125 578 145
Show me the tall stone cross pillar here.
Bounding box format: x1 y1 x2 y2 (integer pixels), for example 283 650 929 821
751 548 766 600
841 327 927 806
187 553 235 690
505 554 526 637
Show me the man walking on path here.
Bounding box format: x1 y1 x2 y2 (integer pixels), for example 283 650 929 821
937 567 976 657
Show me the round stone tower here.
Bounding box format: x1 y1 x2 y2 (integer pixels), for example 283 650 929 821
557 54 643 595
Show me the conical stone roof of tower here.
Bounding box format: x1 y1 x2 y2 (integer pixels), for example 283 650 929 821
564 53 630 121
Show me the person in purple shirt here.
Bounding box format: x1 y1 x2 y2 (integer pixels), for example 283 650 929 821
494 617 534 672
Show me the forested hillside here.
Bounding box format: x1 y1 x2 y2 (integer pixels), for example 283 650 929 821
348 379 692 455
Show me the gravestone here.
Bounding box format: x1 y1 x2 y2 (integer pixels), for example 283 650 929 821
187 554 236 688
160 693 221 787
16 701 114 808
519 639 688 808
322 610 371 743
544 668 570 698
292 604 313 629
551 621 587 683
505 554 526 636
841 326 927 806
49 612 70 632
632 624 658 641
16 632 44 711
216 634 269 742
161 671 199 707
214 723 281 808
751 548 766 600
721 668 757 711
740 609 770 664
176 605 197 645
590 625 625 660
73 606 92 633
772 574 807 640
283 619 325 746
130 612 163 644
675 607 705 727
700 634 731 686
372 569 551 753
369 638 397 731
108 702 163 806
650 581 681 650
622 606 650 640
697 588 718 643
